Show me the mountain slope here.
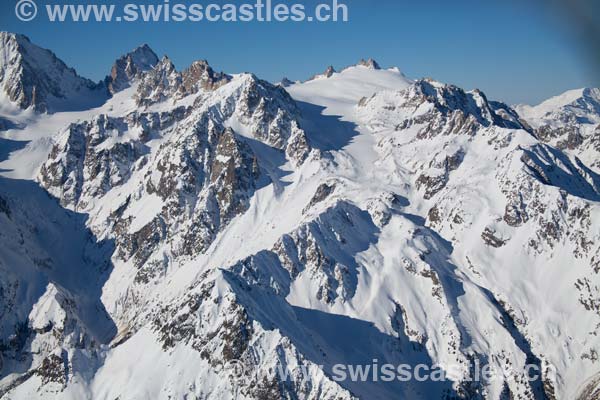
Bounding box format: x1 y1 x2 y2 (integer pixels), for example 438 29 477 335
1 36 600 400
105 44 159 94
0 32 108 113
516 88 600 171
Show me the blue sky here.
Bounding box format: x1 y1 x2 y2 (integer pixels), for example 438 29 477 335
0 0 598 105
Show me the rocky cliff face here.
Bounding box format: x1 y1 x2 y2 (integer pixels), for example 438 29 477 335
1 35 600 400
135 56 232 106
0 32 107 112
105 44 159 94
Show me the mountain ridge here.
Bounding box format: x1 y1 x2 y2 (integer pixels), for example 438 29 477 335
1 32 600 400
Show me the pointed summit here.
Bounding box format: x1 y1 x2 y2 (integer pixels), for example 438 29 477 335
323 65 336 77
179 59 231 93
308 65 336 81
357 58 381 70
134 57 231 107
278 77 295 87
0 32 106 112
106 44 159 94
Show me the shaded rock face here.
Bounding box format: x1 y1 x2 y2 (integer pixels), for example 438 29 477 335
133 125 261 262
498 143 600 259
135 56 180 106
416 149 465 200
231 76 310 165
153 280 253 361
150 273 357 400
229 201 378 305
39 110 186 210
278 77 294 87
39 111 260 269
0 33 105 113
303 182 336 214
38 65 311 284
481 227 507 248
536 124 584 150
105 44 159 94
0 178 117 399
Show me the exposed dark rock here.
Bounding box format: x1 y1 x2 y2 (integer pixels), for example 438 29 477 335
357 58 381 70
0 32 105 113
135 57 231 107
481 228 507 248
105 44 158 94
427 205 441 225
303 182 336 213
0 195 10 218
35 353 68 386
309 66 336 81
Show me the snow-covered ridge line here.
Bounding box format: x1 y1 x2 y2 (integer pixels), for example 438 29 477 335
1 31 600 400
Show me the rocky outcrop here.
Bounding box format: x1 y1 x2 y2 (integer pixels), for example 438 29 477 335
308 65 336 81
357 58 381 70
0 32 106 112
105 44 158 94
358 79 528 139
135 57 231 107
516 88 600 170
39 110 186 210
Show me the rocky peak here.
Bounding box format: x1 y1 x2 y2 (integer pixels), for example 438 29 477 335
516 88 600 127
417 80 495 122
232 74 310 164
278 77 295 87
179 59 231 94
549 87 600 125
135 56 180 106
0 32 105 112
156 55 177 73
105 44 158 94
358 79 527 137
308 65 336 81
323 65 336 77
357 58 381 70
515 87 600 169
135 57 232 107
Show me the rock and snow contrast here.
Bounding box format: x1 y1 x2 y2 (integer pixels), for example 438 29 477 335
516 88 600 171
1 31 600 399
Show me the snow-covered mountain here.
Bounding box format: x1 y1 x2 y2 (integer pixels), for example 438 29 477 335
1 34 600 400
516 88 600 171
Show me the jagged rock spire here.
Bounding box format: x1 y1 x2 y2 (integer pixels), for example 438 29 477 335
106 44 159 94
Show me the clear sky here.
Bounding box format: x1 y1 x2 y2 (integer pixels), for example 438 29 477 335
0 0 598 105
